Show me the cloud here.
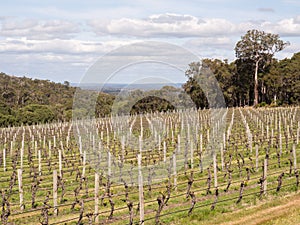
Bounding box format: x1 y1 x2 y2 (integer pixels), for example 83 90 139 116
2 14 300 44
88 13 236 38
88 13 300 39
0 18 80 40
257 8 275 13
0 38 135 56
260 16 300 37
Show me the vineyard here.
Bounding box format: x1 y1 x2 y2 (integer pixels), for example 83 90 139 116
0 106 299 224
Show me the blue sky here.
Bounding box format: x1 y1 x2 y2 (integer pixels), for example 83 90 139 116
0 0 299 84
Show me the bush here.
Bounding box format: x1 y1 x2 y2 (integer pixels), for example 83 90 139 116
256 102 267 107
0 101 13 115
17 104 55 125
0 114 16 127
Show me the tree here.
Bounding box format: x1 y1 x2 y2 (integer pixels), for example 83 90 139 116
265 52 300 105
235 30 289 106
183 62 209 109
183 59 237 108
64 81 70 87
17 104 55 125
130 96 175 114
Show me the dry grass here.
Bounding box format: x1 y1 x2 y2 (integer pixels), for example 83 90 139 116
220 192 300 225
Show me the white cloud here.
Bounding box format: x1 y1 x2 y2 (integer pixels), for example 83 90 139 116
0 18 80 40
0 38 135 55
2 14 300 45
260 16 300 37
88 13 236 38
88 13 300 39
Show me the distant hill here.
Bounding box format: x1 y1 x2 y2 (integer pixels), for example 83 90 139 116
0 73 78 126
0 73 181 127
0 73 76 109
72 82 183 94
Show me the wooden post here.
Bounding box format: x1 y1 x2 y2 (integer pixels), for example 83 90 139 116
121 136 125 163
207 129 210 143
79 135 82 156
38 149 42 176
138 154 144 224
94 173 99 223
220 143 224 171
190 141 194 169
297 127 299 145
293 143 297 171
108 151 111 178
213 152 218 188
173 152 177 190
58 149 62 177
53 170 58 216
200 133 203 153
82 150 86 178
21 140 24 170
223 133 226 151
35 140 37 158
158 135 161 153
279 133 282 156
53 135 56 148
177 134 180 153
10 141 13 157
48 140 52 159
3 148 6 172
271 129 274 146
66 135 69 148
60 140 64 157
249 133 253 153
140 116 143 139
163 141 166 163
263 159 267 195
139 136 143 153
43 135 46 149
255 144 259 172
100 131 103 141
17 169 24 211
107 128 110 147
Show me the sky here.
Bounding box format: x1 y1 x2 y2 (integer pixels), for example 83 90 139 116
0 0 300 84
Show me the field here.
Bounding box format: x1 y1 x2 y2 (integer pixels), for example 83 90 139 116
0 106 299 224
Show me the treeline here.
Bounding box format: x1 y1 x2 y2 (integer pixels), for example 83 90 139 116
0 72 177 127
0 73 114 126
184 52 300 108
0 73 74 126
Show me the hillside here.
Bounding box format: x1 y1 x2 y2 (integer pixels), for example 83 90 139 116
0 73 76 126
0 73 118 127
0 73 179 127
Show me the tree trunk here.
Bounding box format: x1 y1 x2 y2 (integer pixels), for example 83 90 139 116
254 60 259 106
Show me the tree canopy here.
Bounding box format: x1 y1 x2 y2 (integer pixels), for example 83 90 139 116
235 29 289 106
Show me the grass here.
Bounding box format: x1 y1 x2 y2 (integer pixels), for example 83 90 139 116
166 191 300 225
